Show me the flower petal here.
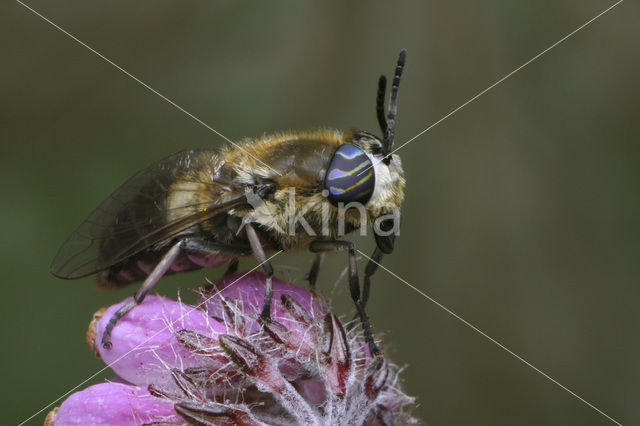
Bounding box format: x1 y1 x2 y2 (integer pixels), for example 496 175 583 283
50 382 181 425
93 295 227 387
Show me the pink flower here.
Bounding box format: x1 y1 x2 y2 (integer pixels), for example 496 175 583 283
46 272 417 425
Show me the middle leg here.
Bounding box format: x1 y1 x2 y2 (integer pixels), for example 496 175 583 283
307 253 325 288
245 223 274 319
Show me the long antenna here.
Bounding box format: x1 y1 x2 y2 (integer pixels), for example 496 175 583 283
376 75 387 136
382 49 407 160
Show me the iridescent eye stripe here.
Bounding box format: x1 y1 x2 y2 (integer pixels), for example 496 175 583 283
327 159 368 180
335 147 362 159
324 143 375 205
329 170 373 196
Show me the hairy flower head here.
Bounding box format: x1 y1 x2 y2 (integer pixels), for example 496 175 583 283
46 272 417 425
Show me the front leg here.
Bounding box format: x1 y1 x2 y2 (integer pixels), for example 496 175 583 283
362 247 384 309
309 240 380 356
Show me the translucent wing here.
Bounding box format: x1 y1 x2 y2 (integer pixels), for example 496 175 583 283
51 149 247 279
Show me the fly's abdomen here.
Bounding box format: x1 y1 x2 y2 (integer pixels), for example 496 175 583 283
96 248 231 288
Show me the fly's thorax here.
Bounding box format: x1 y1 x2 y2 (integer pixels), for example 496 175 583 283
222 129 345 185
163 130 405 245
216 130 347 244
245 188 328 247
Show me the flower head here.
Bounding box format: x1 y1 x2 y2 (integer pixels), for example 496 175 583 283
47 272 417 425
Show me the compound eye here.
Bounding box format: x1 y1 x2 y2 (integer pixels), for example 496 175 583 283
324 143 375 205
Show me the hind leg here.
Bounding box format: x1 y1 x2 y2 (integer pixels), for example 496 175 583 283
102 241 183 348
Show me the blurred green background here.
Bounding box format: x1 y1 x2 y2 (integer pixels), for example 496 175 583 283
2 1 638 424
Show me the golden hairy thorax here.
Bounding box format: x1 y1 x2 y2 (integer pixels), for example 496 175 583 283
164 129 405 251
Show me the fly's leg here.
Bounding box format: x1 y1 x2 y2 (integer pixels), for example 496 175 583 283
239 180 276 318
245 223 274 319
102 241 183 348
358 213 397 316
307 253 325 288
350 247 384 327
202 258 239 295
362 247 384 309
310 240 380 356
223 258 239 277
